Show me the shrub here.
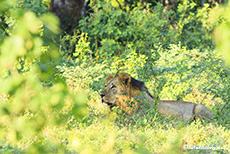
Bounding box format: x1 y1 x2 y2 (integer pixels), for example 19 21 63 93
0 0 87 153
80 1 218 61
80 1 171 59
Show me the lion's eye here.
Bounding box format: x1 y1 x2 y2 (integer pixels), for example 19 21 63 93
111 85 116 90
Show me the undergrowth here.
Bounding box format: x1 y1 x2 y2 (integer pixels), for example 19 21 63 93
0 0 230 153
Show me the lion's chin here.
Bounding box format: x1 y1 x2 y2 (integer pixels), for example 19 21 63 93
101 97 114 107
102 102 113 107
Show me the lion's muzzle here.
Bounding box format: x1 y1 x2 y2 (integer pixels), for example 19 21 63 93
100 93 113 106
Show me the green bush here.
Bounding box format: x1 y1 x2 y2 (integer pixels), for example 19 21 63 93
80 1 217 60
80 1 171 59
0 0 87 153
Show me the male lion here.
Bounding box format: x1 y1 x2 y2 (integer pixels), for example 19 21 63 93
100 72 213 121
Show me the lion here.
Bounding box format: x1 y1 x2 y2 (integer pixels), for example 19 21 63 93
100 72 213 121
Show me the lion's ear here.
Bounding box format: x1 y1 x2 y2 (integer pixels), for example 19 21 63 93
116 73 131 87
105 75 113 84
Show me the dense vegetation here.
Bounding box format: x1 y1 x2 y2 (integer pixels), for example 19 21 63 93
0 0 229 153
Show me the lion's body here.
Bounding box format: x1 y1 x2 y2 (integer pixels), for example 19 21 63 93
100 72 213 121
158 100 212 121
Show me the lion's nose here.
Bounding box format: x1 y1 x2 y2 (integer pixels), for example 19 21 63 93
100 94 105 98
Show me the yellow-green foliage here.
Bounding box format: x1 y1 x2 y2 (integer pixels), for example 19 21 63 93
0 0 230 153
214 3 230 65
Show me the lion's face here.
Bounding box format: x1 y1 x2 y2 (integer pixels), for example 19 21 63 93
100 73 142 113
100 74 127 108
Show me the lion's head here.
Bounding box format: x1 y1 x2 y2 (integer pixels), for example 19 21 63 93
100 72 153 114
